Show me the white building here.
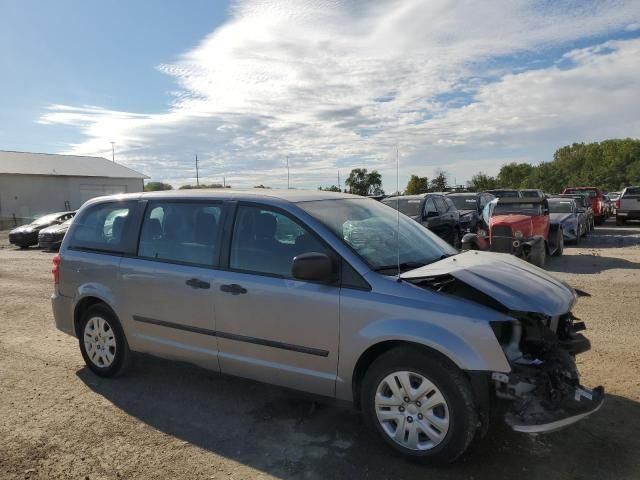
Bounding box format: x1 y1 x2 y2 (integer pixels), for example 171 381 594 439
0 150 147 227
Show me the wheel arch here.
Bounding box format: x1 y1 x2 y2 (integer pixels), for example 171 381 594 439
73 296 118 337
351 340 464 408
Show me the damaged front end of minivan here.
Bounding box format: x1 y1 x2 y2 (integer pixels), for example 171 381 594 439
401 251 604 434
488 312 604 432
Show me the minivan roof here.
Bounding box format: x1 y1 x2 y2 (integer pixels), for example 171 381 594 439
87 188 362 204
384 193 441 201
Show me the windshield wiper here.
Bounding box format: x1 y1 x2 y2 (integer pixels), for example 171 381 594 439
374 254 457 274
373 261 428 273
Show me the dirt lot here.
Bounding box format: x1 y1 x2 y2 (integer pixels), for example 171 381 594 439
1 220 639 480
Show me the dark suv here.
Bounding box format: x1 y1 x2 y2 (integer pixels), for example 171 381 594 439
446 192 495 233
383 193 461 247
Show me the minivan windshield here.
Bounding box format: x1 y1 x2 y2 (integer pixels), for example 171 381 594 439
299 198 457 273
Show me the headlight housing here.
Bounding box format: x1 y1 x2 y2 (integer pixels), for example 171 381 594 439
514 230 524 239
477 229 487 237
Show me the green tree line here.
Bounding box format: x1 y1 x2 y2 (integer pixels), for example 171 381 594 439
467 138 640 192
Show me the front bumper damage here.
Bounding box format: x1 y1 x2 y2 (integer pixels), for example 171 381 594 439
401 254 604 434
491 312 604 433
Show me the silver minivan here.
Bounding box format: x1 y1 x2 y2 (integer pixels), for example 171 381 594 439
51 190 603 463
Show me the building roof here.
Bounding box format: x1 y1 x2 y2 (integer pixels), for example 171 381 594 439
0 150 148 179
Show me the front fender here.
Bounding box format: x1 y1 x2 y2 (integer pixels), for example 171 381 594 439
461 232 489 251
358 318 509 372
522 235 545 248
335 315 511 402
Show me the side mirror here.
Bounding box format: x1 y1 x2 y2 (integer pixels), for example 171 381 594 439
291 252 335 283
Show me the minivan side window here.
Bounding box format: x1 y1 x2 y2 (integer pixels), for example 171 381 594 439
230 205 329 278
67 201 135 253
138 202 223 267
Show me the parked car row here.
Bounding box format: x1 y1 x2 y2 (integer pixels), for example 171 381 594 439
8 211 76 249
381 192 496 248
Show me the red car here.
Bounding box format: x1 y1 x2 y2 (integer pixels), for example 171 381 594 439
561 187 606 225
462 197 563 268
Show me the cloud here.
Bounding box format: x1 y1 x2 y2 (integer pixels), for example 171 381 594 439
39 0 640 189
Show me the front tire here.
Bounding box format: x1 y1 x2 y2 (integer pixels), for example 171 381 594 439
79 304 131 377
530 242 546 268
360 347 478 463
553 231 564 256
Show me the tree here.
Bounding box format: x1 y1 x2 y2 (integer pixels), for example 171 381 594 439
466 172 498 192
144 181 173 191
465 138 640 193
253 184 271 189
344 168 384 196
429 169 448 192
318 185 341 192
405 175 429 195
497 162 534 188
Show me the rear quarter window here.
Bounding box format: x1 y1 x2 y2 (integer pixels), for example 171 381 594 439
623 187 640 197
67 201 136 253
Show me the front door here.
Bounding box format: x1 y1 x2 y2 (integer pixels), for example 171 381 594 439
423 197 445 239
214 204 340 396
119 200 226 371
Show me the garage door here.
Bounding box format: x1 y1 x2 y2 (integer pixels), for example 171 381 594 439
79 184 128 205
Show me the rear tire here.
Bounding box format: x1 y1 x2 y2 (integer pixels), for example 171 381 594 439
360 347 478 464
530 242 546 268
79 304 131 378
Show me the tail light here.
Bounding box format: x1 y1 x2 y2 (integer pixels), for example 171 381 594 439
615 199 620 209
52 254 60 285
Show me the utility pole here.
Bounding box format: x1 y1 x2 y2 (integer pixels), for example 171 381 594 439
195 154 199 187
223 176 226 188
286 156 290 189
338 170 341 191
110 142 115 162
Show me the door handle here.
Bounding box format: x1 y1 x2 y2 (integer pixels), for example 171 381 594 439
186 278 210 289
220 283 247 295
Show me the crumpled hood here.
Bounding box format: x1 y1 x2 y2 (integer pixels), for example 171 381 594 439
401 250 576 316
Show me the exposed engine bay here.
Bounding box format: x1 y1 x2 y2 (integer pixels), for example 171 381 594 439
407 272 605 433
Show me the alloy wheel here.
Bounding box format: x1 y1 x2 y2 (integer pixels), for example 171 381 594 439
375 371 450 451
83 316 117 368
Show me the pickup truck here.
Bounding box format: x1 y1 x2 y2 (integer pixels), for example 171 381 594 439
562 187 606 225
616 186 640 225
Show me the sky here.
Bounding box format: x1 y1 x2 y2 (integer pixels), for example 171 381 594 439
1 0 640 191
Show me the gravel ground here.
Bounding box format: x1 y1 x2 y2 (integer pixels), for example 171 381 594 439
1 219 639 480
